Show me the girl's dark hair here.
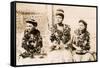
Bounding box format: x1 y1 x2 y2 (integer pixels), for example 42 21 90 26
79 20 87 28
79 20 87 32
56 13 64 20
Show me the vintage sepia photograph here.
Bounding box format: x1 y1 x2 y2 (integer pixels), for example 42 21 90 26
12 1 97 66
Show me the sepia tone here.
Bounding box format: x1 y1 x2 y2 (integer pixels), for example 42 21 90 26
16 3 97 65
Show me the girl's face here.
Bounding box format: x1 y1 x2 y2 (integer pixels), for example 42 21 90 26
78 22 85 31
26 23 34 32
55 15 63 24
